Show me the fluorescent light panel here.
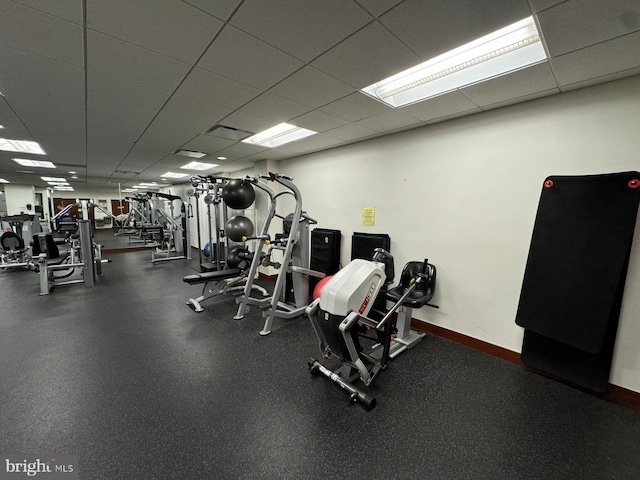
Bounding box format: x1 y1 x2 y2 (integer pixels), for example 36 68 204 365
161 172 190 179
174 149 207 159
241 123 317 148
41 176 66 182
13 158 55 168
361 16 547 108
180 161 218 171
0 178 9 183
0 139 46 154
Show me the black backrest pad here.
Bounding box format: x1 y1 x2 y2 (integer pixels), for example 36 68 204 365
515 172 640 353
32 233 60 258
1 231 24 251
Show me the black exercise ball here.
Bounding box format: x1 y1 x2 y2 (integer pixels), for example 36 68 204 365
222 179 256 209
225 215 254 242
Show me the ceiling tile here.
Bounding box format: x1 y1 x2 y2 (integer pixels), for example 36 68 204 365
319 92 390 122
380 0 531 60
312 20 421 89
527 0 564 13
180 134 236 154
88 71 172 110
481 88 559 110
268 133 346 158
291 110 349 133
550 31 640 87
401 90 481 122
197 25 304 90
152 94 234 134
356 109 422 132
87 31 191 91
0 96 31 139
86 0 223 63
461 62 558 107
218 111 277 134
237 93 311 123
0 46 84 108
354 0 404 18
558 67 640 93
177 67 262 109
269 66 355 109
213 142 269 160
0 0 83 66
230 0 373 62
183 0 242 21
10 0 82 24
539 0 640 57
325 124 378 142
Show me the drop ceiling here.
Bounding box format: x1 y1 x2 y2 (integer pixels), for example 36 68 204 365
0 0 639 190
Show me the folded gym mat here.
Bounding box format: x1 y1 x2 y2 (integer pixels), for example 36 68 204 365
515 171 640 392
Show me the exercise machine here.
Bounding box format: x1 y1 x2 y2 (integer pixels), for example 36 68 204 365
33 219 108 295
307 249 438 410
0 229 32 270
149 192 189 263
233 173 325 335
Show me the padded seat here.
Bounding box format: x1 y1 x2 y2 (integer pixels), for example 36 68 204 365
386 261 436 308
1 231 25 251
183 268 242 285
32 233 68 265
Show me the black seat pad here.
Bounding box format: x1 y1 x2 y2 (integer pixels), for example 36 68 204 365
183 268 242 285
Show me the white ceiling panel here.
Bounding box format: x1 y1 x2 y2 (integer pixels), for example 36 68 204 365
538 0 640 57
152 94 234 134
480 88 559 111
230 0 373 62
325 123 378 142
180 134 236 154
86 0 223 63
312 20 421 89
319 93 390 122
379 0 531 60
461 62 558 107
0 0 83 66
213 141 269 159
550 31 640 87
88 71 172 111
218 111 279 135
356 109 422 133
266 134 346 159
401 91 481 122
290 110 349 133
87 31 190 91
237 93 311 123
183 0 242 21
197 25 304 90
0 96 31 139
10 0 82 23
0 47 84 107
354 0 404 18
268 67 355 109
558 67 640 93
177 67 261 109
527 0 565 13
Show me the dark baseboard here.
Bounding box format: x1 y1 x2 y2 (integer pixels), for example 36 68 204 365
411 319 640 410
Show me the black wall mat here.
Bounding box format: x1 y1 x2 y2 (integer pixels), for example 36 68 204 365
310 228 342 295
351 232 392 312
515 172 640 393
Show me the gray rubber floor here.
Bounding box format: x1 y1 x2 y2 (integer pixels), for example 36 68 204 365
1 250 639 479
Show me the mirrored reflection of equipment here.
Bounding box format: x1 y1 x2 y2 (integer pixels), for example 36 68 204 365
306 249 438 410
234 172 325 336
148 192 188 263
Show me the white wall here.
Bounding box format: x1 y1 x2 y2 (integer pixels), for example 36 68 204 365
279 74 640 393
4 184 35 215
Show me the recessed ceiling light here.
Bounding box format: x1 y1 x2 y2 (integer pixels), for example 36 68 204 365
68 171 77 174
121 188 137 193
161 172 190 178
361 16 547 108
0 178 9 183
71 176 78 179
179 161 218 171
13 158 55 168
217 156 227 160
174 149 208 159
48 181 70 186
241 123 317 148
41 176 67 182
0 139 46 155
0 125 4 129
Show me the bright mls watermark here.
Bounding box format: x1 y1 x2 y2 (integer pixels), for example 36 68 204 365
1 455 78 479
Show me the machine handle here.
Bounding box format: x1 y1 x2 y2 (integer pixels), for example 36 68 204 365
259 172 294 181
241 235 271 244
375 277 422 332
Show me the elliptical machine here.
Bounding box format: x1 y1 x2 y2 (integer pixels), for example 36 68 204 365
306 248 438 410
